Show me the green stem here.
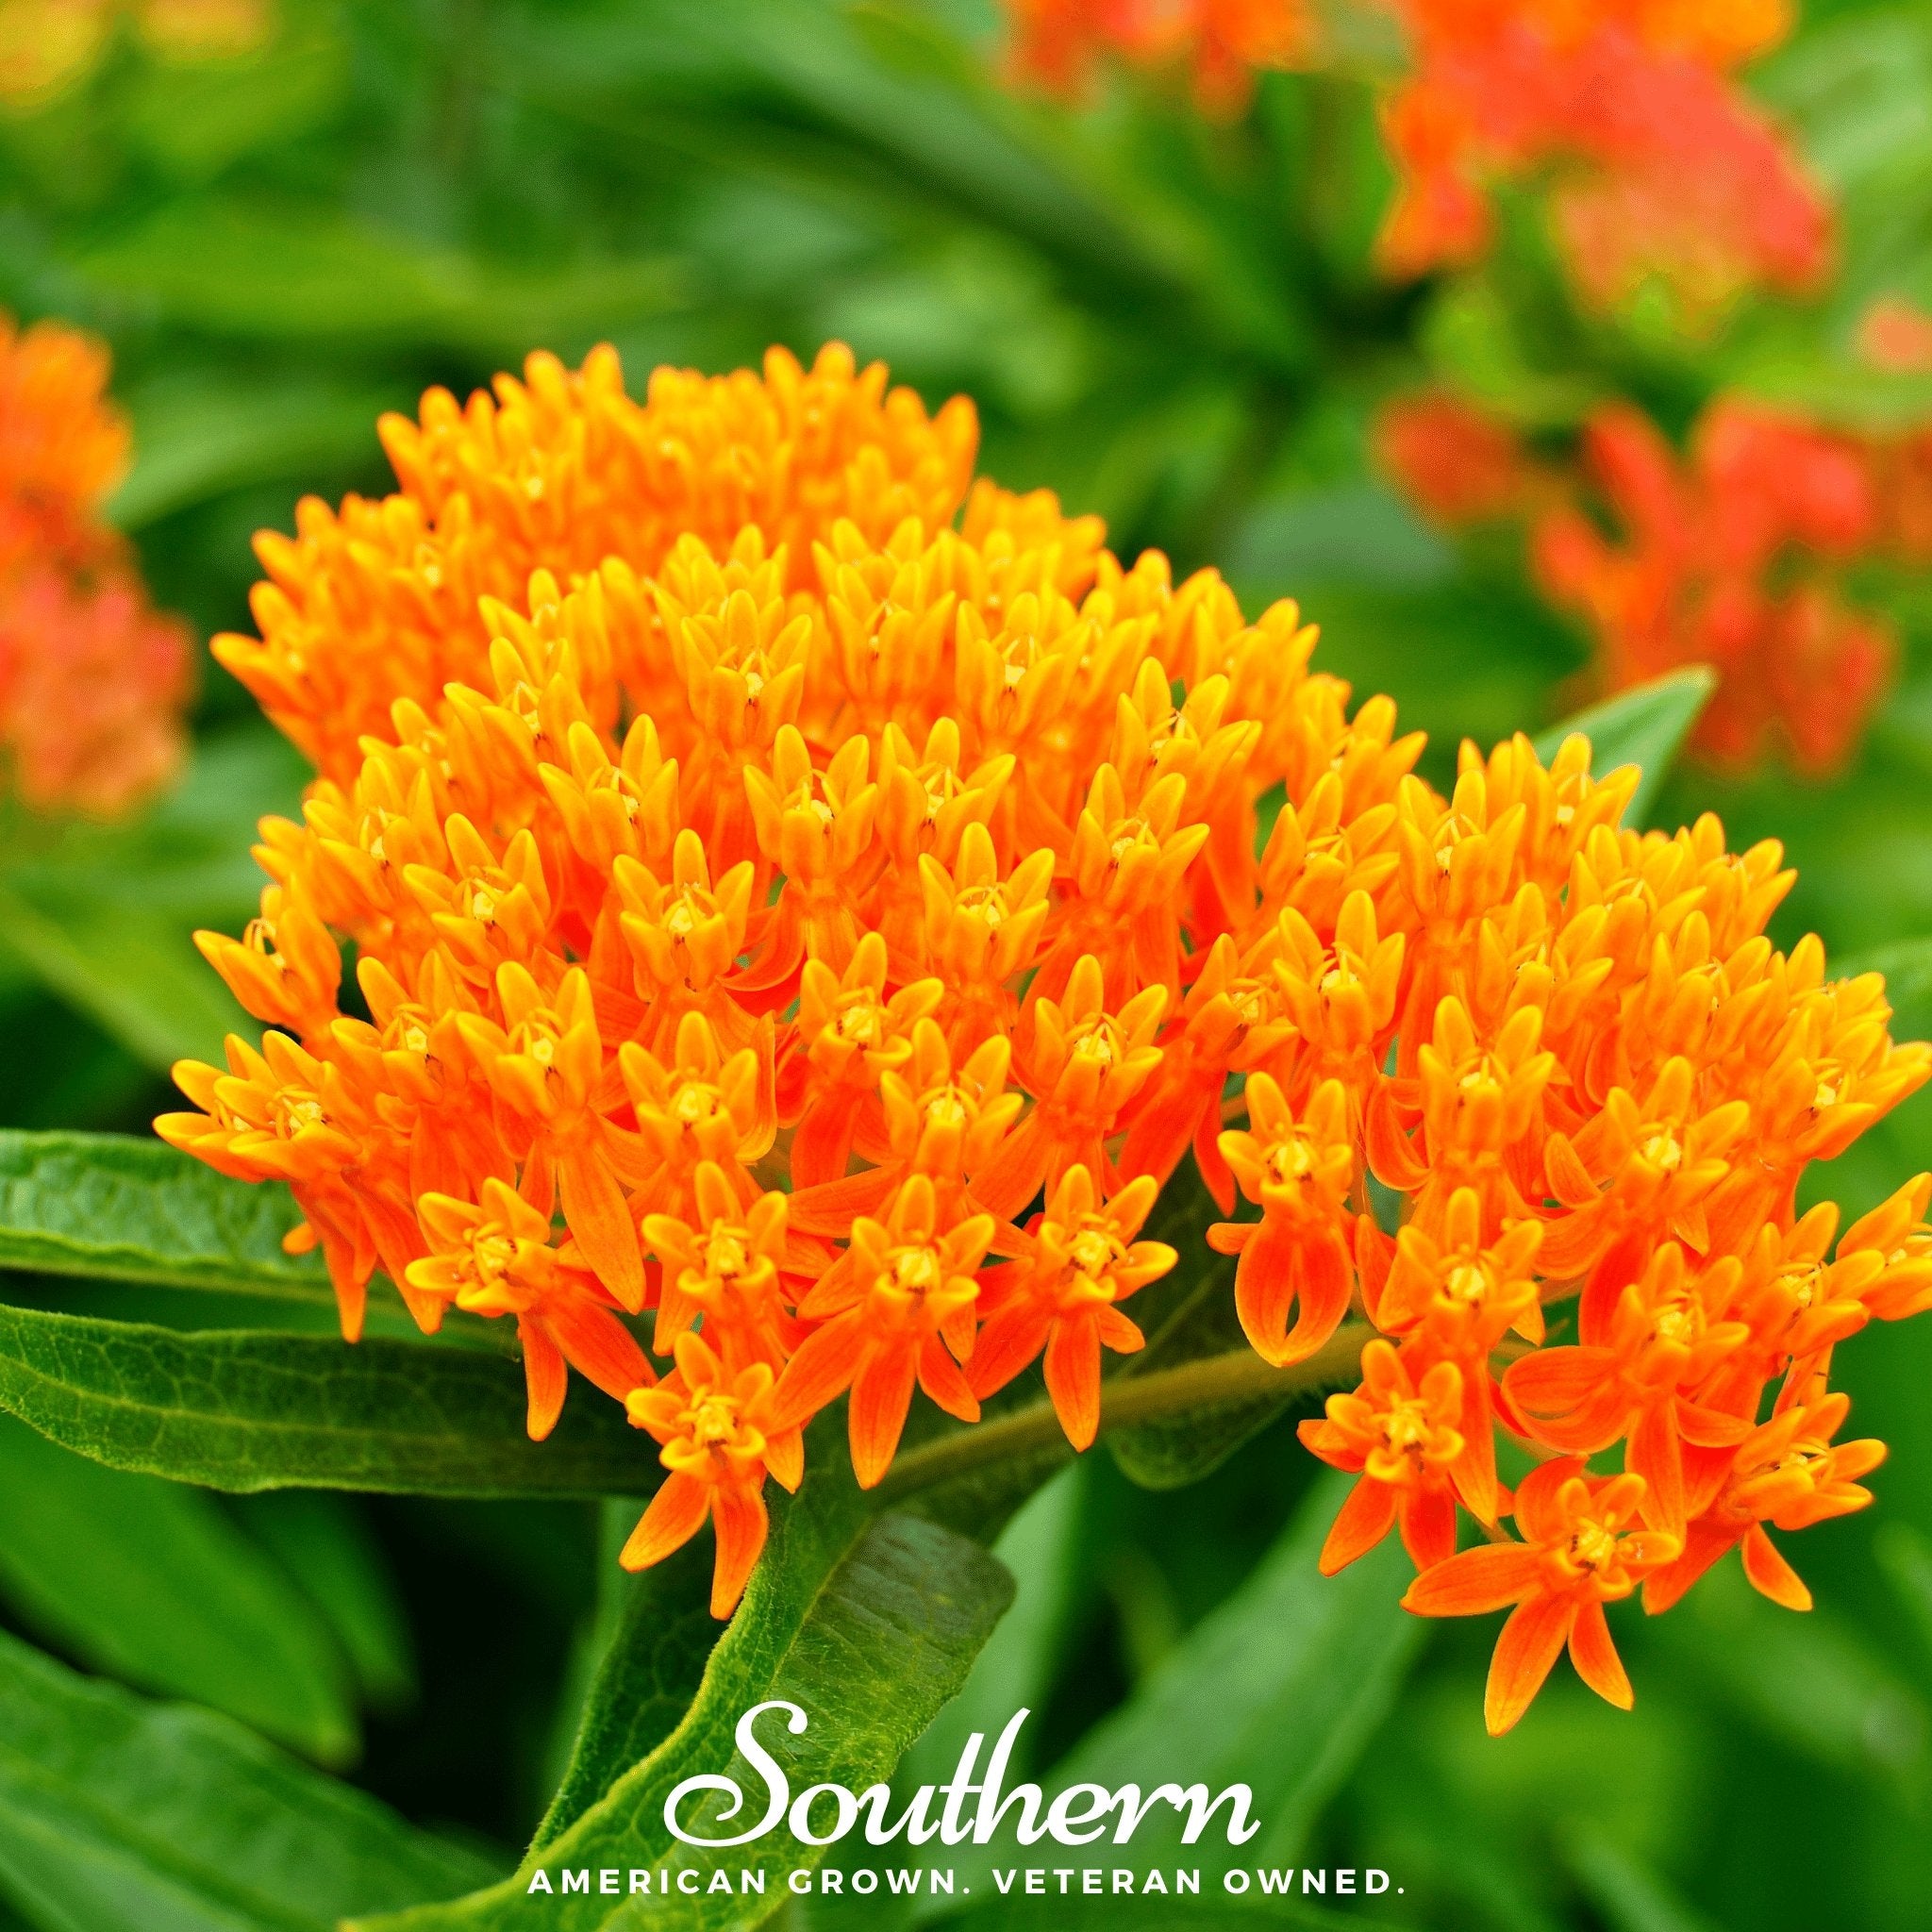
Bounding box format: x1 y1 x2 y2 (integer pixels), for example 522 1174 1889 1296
878 1322 1371 1503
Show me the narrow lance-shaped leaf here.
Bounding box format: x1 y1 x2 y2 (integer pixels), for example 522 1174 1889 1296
1532 666 1716 828
0 1305 655 1498
0 1625 499 1932
230 1491 418 1715
0 1130 330 1302
532 1536 719 1852
0 1415 358 1764
356 1465 1015 1932
1564 1824 1723 1932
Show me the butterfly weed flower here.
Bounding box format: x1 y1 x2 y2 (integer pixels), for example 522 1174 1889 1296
0 313 192 817
1379 388 1924 777
163 342 1932 1709
995 1 1825 318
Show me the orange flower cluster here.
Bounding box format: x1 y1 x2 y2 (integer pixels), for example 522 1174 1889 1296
0 0 271 105
1002 0 1825 316
162 347 1931 1734
1004 0 1310 111
0 314 191 816
1378 389 1913 775
1376 0 1829 316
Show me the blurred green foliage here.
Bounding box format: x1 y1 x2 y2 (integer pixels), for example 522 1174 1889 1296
2 2 1932 1929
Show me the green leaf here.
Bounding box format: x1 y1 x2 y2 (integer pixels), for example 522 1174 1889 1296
76 202 682 354
943 1470 1422 1907
357 1485 1014 1931
1876 1523 1932 1659
0 1130 329 1302
802 1470 1091 1932
0 727 308 1071
111 374 405 530
0 1416 358 1763
0 1305 653 1498
898 1463 1086 1794
1532 667 1717 828
0 876 248 1074
0 1624 499 1932
531 1535 718 1852
1062 1470 1421 1862
229 1492 417 1715
1564 1825 1720 1932
1658 1561 1929 1791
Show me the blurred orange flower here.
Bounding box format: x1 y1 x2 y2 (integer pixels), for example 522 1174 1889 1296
0 0 271 104
0 313 191 816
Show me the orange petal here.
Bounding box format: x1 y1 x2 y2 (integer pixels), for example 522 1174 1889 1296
917 1337 982 1426
967 1301 1052 1399
1233 1218 1296 1358
544 1295 653 1402
620 1470 711 1572
1320 1475 1399 1576
708 1482 770 1619
1398 1483 1458 1573
764 1424 805 1493
1741 1523 1813 1612
769 1312 863 1431
1042 1315 1102 1452
1404 1541 1541 1617
558 1143 644 1310
1276 1232 1352 1366
1485 1593 1574 1736
849 1341 919 1489
1566 1598 1632 1709
520 1316 568 1442
1627 1403 1685 1536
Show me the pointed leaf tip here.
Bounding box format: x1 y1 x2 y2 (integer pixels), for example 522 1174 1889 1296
1532 666 1717 828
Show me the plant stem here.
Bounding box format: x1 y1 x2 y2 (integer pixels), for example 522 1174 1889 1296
878 1322 1371 1503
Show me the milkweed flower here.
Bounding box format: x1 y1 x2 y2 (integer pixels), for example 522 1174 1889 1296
1378 387 1922 776
994 1 1825 316
1005 0 1311 112
0 0 273 106
163 341 1932 1702
0 313 191 817
1375 0 1830 318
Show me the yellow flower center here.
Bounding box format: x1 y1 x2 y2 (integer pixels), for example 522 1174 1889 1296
673 1083 723 1124
1640 1130 1683 1174
1569 1518 1619 1572
1268 1136 1315 1183
471 1230 517 1283
891 1246 942 1294
687 1391 742 1449
838 1002 883 1045
702 1230 749 1280
275 1093 327 1137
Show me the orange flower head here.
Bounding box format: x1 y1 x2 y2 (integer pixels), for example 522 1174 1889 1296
0 314 191 817
165 341 1932 1692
